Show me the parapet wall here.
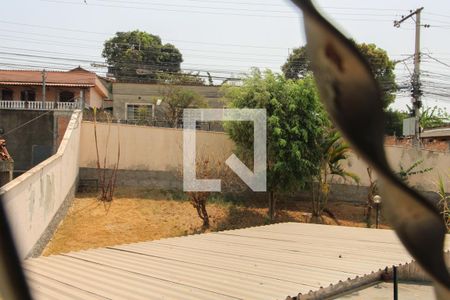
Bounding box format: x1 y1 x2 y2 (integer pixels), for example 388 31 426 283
0 110 81 259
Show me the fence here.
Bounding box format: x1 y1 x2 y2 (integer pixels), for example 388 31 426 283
0 110 82 259
0 100 82 111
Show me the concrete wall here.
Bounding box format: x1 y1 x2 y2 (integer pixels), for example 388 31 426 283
0 110 81 259
112 83 223 120
0 110 55 173
80 122 449 200
80 121 234 171
0 110 73 176
334 146 450 192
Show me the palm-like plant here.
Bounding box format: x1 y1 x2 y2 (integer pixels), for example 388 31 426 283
436 175 450 232
311 130 360 223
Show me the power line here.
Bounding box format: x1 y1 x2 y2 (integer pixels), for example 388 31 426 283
41 0 399 21
423 53 450 69
0 20 289 50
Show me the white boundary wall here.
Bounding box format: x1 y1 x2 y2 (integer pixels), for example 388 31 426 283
0 110 81 259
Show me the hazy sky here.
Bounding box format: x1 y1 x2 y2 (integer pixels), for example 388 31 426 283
2 0 450 111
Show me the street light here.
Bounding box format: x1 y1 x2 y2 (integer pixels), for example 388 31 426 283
373 195 382 229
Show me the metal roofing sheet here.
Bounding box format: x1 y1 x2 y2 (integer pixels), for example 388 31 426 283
23 222 450 300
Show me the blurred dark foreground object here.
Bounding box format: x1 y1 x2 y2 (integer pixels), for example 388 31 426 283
0 195 33 300
290 0 449 298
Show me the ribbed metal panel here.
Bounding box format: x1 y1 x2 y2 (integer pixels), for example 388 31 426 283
24 223 450 300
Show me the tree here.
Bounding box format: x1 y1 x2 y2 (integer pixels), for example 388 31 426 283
418 106 450 129
160 86 206 127
357 43 397 108
183 155 241 229
102 30 183 81
223 69 329 221
385 108 408 136
281 47 310 80
92 109 120 202
282 42 397 109
311 130 359 223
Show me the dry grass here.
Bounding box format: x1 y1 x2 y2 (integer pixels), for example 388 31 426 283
43 188 389 256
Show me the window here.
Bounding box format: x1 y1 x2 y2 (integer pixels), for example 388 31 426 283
59 91 75 102
1 89 13 100
20 90 36 101
126 104 153 120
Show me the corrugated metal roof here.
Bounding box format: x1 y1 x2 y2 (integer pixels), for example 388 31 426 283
421 127 450 139
23 223 450 300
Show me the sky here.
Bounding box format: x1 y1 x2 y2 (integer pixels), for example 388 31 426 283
2 0 450 111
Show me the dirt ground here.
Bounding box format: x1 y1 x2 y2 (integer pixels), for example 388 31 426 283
43 188 389 256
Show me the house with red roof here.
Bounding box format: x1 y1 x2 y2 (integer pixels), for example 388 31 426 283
0 67 110 110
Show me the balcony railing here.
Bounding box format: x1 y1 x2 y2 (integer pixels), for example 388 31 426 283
0 101 82 111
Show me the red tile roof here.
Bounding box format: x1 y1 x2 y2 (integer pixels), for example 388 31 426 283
0 67 97 87
0 67 109 97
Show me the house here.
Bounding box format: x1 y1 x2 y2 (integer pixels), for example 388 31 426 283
420 126 450 151
0 67 111 175
0 67 110 109
111 82 223 122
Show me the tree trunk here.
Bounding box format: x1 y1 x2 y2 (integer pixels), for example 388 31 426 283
200 202 210 229
323 208 340 225
268 191 276 222
311 180 317 217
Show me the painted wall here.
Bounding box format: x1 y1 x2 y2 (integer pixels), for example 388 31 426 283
0 111 81 259
0 85 102 107
86 88 104 109
80 122 449 193
0 110 55 173
79 121 234 171
334 146 450 192
111 83 224 120
1 85 83 102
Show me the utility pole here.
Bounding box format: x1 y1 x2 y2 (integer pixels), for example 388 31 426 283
41 69 47 102
394 7 427 147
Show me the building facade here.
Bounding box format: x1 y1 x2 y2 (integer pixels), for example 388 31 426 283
111 82 224 122
0 67 110 108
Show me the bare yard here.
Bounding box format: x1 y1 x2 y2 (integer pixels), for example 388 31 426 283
43 188 388 256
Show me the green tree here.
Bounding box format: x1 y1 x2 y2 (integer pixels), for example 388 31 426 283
419 106 450 129
102 30 183 81
385 109 408 136
282 43 397 109
357 43 397 108
223 69 329 221
160 86 206 127
281 47 310 80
